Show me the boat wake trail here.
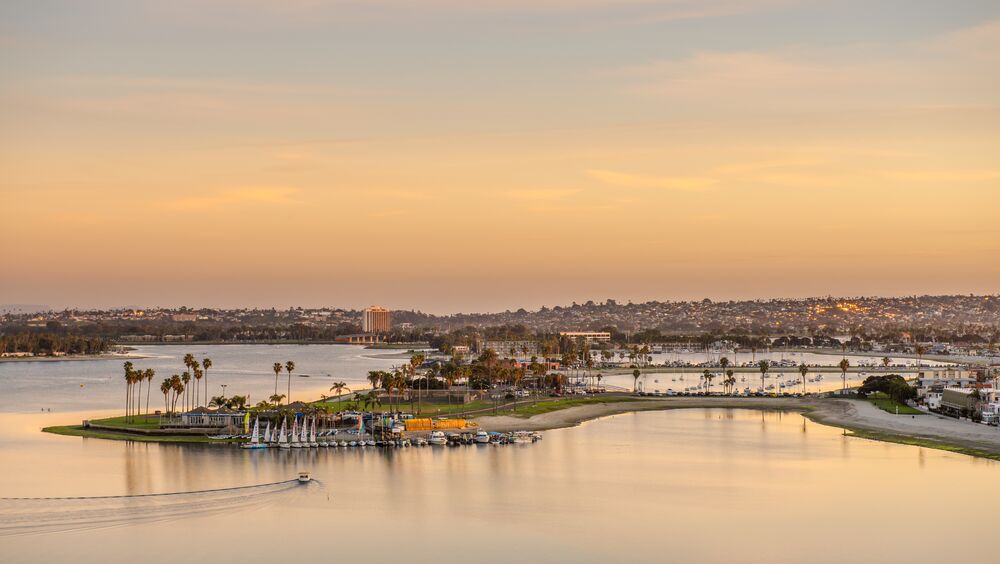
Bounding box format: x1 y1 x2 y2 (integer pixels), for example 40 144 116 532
0 479 302 536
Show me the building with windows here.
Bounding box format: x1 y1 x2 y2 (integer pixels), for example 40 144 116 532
559 331 612 342
361 306 392 333
476 339 539 357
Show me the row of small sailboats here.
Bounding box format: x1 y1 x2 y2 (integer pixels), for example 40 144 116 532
239 417 542 450
240 416 375 449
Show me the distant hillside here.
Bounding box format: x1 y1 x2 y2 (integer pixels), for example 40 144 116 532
0 304 50 315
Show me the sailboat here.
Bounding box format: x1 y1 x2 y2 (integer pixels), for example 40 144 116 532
300 416 310 447
309 417 318 448
290 418 301 448
241 416 268 449
278 418 290 449
263 421 272 443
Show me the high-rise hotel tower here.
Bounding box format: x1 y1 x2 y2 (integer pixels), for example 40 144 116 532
361 306 391 333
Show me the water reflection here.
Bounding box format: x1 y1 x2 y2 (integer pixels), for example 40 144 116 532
2 409 997 563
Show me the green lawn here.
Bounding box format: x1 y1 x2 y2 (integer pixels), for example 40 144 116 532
868 394 922 415
87 415 164 429
315 399 497 417
504 396 641 418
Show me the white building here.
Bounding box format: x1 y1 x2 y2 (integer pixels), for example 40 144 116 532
559 331 612 342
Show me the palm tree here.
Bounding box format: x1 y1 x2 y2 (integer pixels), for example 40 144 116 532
719 356 729 377
839 358 850 393
269 393 286 405
881 356 891 369
758 360 770 393
704 369 716 394
914 344 926 367
123 361 134 421
272 362 282 397
367 370 384 391
193 366 203 408
202 357 212 404
183 353 196 405
725 369 735 395
330 381 349 411
132 366 142 422
285 360 295 403
410 353 425 409
144 368 155 416
181 371 191 412
160 379 171 417
798 363 808 395
632 369 641 393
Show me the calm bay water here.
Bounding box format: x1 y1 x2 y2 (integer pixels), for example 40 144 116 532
0 346 992 563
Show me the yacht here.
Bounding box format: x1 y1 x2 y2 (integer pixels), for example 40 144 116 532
475 430 491 444
429 431 448 445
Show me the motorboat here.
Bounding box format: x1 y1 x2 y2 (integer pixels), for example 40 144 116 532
511 431 534 444
475 430 490 444
429 431 448 445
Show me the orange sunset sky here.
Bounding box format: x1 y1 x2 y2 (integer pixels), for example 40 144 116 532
2 1 998 312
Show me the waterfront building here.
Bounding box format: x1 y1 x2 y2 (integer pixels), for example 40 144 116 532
559 331 612 342
915 368 979 397
176 407 246 428
361 306 392 333
476 339 539 357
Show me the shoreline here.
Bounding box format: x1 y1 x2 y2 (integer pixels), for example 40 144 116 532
0 353 147 363
42 396 1000 461
474 397 1000 460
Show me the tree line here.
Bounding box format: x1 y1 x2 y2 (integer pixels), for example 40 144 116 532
0 332 112 355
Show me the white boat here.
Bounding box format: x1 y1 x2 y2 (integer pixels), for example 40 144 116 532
263 421 272 443
429 431 448 445
299 416 310 447
241 417 268 449
475 430 490 444
308 417 318 448
290 419 302 448
511 431 533 444
278 418 290 449
339 440 348 447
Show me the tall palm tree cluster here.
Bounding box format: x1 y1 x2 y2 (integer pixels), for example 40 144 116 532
267 360 296 405
140 354 213 417
122 361 155 422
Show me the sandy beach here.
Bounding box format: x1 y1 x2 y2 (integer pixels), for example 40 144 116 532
475 397 1000 458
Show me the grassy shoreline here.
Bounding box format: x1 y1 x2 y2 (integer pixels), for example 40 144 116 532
41 397 1000 462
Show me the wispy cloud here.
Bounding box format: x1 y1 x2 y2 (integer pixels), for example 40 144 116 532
162 187 301 211
506 188 580 201
882 170 1000 183
586 169 715 191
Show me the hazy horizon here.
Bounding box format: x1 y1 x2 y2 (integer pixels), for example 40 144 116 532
3 1 998 313
3 292 996 317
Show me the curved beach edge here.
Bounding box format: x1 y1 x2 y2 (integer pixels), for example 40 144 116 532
474 397 1000 461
